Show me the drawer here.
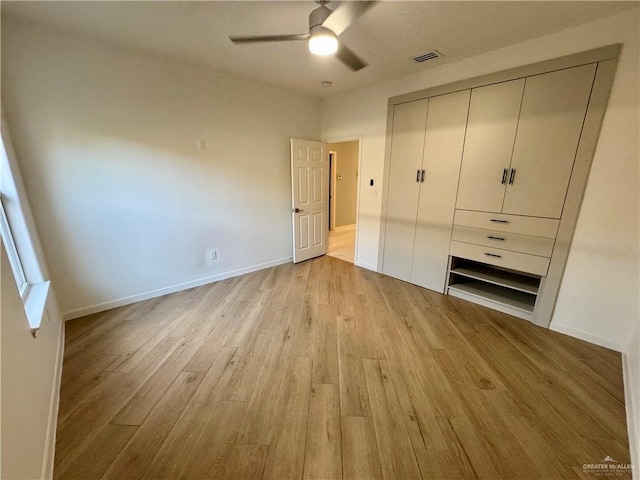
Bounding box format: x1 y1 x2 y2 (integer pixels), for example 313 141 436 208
451 225 555 257
454 210 559 238
450 240 550 276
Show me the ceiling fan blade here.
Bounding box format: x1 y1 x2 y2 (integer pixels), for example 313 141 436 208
229 34 310 44
336 42 368 71
322 1 377 36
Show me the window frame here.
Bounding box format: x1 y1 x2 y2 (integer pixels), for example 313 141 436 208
0 195 29 297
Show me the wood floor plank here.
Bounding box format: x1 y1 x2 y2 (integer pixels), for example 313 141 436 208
303 384 342 480
281 293 317 358
235 332 289 445
223 346 271 402
224 290 271 348
362 359 421 480
140 348 238 479
54 336 182 472
414 447 475 480
482 388 582 479
102 371 203 480
57 353 122 424
341 416 383 480
448 416 509 480
337 315 371 416
54 424 137 480
110 339 203 426
53 257 630 480
220 445 269 480
311 304 339 384
379 359 425 450
180 400 248 480
467 325 608 463
262 356 312 480
384 355 448 451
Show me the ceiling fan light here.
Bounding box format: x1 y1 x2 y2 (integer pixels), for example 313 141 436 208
309 30 338 56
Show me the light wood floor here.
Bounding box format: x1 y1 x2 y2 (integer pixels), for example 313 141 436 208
327 225 355 264
55 256 630 480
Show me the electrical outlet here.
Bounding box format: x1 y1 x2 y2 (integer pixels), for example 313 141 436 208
207 249 218 262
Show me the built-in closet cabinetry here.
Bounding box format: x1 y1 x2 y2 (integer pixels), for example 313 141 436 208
456 64 596 219
380 46 619 328
382 90 470 292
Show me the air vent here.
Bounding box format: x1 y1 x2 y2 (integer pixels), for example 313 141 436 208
412 50 443 63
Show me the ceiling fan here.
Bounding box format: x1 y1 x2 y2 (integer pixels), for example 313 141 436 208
229 1 376 71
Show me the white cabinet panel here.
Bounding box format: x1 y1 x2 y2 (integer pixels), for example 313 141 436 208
411 90 470 292
382 100 428 281
453 210 559 238
451 225 555 257
502 64 596 218
456 79 525 213
450 241 550 276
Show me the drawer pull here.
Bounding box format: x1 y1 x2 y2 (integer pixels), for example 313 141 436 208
486 236 506 241
509 168 517 185
501 168 508 185
484 252 502 258
416 169 420 183
490 219 510 224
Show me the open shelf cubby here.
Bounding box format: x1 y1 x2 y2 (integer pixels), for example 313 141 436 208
447 257 542 315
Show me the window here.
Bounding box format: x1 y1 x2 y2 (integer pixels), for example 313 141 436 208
1 195 29 297
1 123 51 335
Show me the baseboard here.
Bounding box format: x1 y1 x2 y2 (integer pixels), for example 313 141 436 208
41 319 65 479
622 351 639 479
62 257 292 320
549 322 625 352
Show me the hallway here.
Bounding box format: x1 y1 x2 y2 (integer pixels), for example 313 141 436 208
327 225 355 264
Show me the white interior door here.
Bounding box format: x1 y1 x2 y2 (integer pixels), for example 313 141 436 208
381 99 428 282
291 138 328 263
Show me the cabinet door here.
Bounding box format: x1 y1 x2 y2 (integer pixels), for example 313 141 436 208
456 79 525 212
502 64 596 218
411 90 471 292
382 99 428 282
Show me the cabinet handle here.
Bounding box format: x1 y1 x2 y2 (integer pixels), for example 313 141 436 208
509 168 517 185
484 252 502 258
416 169 420 183
421 169 425 183
486 236 506 241
501 168 508 185
490 219 510 224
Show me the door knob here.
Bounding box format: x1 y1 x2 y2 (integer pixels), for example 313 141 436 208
293 208 304 213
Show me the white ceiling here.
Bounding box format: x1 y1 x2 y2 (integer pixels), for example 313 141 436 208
2 1 637 97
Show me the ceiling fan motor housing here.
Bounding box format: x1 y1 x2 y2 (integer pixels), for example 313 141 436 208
309 4 333 30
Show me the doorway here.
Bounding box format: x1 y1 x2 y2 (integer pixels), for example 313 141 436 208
327 140 359 264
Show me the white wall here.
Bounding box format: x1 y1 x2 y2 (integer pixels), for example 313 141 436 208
624 331 639 479
322 8 639 462
1 245 64 480
1 17 321 318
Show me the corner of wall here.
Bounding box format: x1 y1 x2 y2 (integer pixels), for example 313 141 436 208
41 317 65 480
622 333 639 479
